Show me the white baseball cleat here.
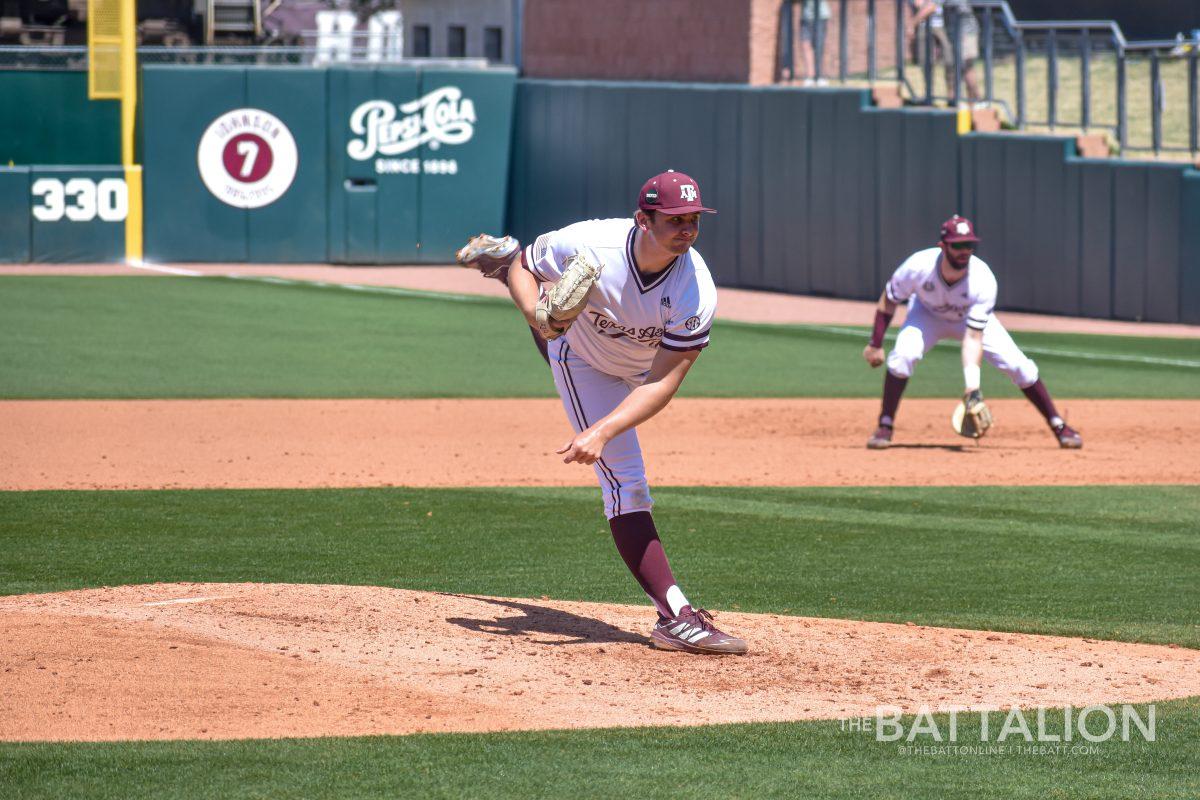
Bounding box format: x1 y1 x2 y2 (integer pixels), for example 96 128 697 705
866 425 893 449
650 606 748 655
455 233 519 266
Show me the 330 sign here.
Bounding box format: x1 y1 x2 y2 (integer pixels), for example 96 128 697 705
31 178 128 223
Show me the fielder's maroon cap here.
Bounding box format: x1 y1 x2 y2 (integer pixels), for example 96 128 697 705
940 214 981 243
637 170 716 215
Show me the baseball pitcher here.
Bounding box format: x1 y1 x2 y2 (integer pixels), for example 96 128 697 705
456 171 747 655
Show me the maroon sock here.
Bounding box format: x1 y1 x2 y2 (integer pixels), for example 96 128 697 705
608 511 680 619
1021 379 1062 426
879 371 908 428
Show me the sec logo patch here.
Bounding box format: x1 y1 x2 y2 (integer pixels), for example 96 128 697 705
684 315 701 330
197 109 298 209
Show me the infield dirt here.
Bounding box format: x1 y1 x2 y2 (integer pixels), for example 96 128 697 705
3 398 1199 490
3 583 1198 742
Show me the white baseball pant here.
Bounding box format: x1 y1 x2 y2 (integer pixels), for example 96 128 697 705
548 337 654 520
885 301 1040 388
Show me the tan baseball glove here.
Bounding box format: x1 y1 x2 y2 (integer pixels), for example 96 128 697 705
534 252 603 340
952 389 994 439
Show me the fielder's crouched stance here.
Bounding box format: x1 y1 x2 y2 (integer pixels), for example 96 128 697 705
863 215 1083 450
457 170 747 655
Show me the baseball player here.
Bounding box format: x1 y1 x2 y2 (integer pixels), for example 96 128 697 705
457 170 747 656
863 215 1084 449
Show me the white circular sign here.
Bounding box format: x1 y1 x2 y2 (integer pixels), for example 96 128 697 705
197 108 298 209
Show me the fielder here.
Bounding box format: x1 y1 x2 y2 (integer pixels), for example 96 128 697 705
456 170 747 655
863 215 1084 449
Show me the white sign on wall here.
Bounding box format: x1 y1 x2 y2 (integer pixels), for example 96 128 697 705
31 178 128 223
197 108 299 209
347 86 476 175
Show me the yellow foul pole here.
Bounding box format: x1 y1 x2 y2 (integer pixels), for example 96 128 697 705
120 0 142 262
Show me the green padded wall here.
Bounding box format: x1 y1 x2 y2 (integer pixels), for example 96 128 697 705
142 66 328 263
0 72 120 166
509 82 959 304
29 166 127 262
0 168 31 262
142 64 515 264
1182 171 1200 325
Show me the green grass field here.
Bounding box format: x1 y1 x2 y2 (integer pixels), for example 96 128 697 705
1 275 1196 799
3 699 1196 800
1 487 1197 647
0 276 1196 398
1 486 1197 798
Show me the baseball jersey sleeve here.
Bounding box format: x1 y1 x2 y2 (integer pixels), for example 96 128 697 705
661 274 716 353
522 226 584 283
965 267 998 331
885 254 920 304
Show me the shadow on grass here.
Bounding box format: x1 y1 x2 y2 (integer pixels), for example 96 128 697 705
443 594 651 647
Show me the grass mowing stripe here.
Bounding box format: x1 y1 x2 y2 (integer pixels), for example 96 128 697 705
163 273 1200 369
1 276 1197 398
0 700 1194 800
1 486 1196 648
782 322 1200 369
222 272 503 304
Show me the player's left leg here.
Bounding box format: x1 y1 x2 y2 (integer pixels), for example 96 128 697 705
981 318 1083 448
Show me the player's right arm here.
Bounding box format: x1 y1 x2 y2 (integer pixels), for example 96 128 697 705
506 252 543 329
862 290 898 367
557 347 700 465
864 257 918 367
509 230 588 336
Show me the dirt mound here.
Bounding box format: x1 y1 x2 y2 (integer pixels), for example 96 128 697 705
3 398 1197 490
2 583 1196 741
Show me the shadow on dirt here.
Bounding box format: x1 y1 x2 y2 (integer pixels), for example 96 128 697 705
443 594 651 646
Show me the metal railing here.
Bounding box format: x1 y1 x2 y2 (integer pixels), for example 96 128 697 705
777 0 1200 158
0 44 489 69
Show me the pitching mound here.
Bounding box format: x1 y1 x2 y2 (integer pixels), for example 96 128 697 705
2 583 1196 742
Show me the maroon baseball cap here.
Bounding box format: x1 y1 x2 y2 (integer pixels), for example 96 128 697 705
940 215 981 243
637 170 716 215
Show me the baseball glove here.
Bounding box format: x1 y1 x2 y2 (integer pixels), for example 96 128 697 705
534 252 603 340
952 389 994 439
455 233 520 282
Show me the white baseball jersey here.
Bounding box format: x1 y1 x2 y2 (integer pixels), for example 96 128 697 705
886 247 997 331
523 218 717 378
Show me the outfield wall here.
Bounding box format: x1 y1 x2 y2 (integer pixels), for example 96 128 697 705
509 81 1199 324
2 69 1197 323
0 71 120 166
1 65 516 265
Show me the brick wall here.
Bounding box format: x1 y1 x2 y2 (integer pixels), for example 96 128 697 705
522 0 759 83
522 0 905 85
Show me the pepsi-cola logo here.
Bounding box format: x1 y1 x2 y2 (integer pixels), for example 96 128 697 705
198 109 298 209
